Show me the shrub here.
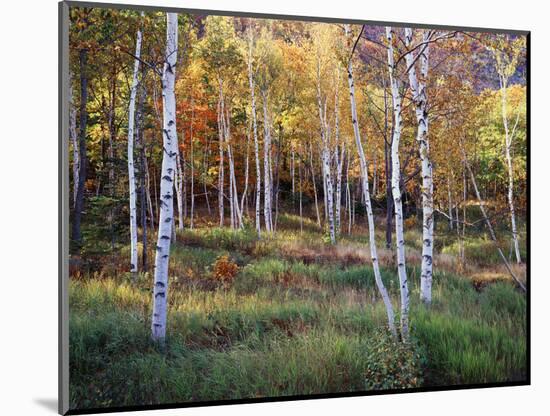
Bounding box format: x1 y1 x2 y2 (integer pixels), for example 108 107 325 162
212 255 239 289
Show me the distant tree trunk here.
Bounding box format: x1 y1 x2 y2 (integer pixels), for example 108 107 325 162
151 12 178 343
334 66 344 235
347 25 397 337
247 27 262 237
316 59 336 244
404 27 434 305
144 155 154 231
127 18 143 273
241 117 251 218
499 76 521 264
175 141 184 230
384 138 393 249
203 133 212 216
447 175 453 230
460 138 526 292
221 91 243 229
69 78 79 209
72 49 89 248
189 105 195 230
262 90 273 232
135 59 148 270
309 143 321 227
217 87 225 228
386 26 409 341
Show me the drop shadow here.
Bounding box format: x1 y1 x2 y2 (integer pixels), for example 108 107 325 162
34 398 58 413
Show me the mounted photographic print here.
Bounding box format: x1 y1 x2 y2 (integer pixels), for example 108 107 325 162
59 1 529 414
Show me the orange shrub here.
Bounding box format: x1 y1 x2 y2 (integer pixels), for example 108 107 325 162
212 255 239 288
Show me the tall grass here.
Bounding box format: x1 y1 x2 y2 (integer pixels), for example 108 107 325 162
69 223 527 410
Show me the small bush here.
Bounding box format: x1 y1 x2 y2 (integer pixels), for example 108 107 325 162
212 255 239 289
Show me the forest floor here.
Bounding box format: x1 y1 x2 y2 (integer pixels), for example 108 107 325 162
69 213 527 410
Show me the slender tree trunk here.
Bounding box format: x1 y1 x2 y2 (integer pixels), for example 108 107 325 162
137 80 148 271
241 117 251 218
384 138 393 249
127 18 143 273
151 13 178 342
316 59 336 244
72 49 89 248
347 27 397 337
404 28 434 305
499 76 521 263
190 106 195 230
447 175 453 230
175 143 184 230
262 90 273 232
334 66 344 235
309 143 321 227
217 91 225 227
69 78 79 209
386 26 409 340
299 159 303 233
247 28 262 237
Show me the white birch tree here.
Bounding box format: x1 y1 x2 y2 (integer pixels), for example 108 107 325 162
151 12 178 342
386 26 409 340
345 25 396 337
488 36 524 264
69 77 79 209
126 14 143 273
246 25 262 237
404 27 434 305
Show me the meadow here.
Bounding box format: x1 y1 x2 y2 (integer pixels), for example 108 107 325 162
69 213 527 409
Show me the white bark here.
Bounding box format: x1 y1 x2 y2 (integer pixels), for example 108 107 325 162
386 26 409 340
175 141 184 230
69 78 79 209
334 66 344 235
316 57 336 244
247 28 262 237
262 90 273 232
151 12 178 342
346 25 397 337
404 28 434 305
309 143 321 227
127 17 143 273
499 76 521 263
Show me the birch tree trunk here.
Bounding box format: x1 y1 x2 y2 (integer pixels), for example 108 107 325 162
69 78 79 209
127 17 143 273
175 145 184 230
72 49 89 247
316 58 336 244
346 26 397 337
262 90 273 232
404 28 434 305
151 12 178 342
334 66 344 235
309 143 321 227
247 27 262 237
190 105 195 229
386 26 409 340
217 92 225 227
499 76 521 264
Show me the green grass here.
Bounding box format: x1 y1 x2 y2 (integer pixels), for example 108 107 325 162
69 224 527 410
